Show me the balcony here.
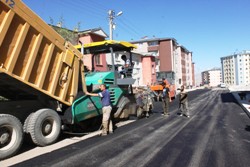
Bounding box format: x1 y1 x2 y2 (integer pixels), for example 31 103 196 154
148 45 159 52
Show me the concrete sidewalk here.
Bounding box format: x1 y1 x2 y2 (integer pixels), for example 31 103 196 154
229 86 250 117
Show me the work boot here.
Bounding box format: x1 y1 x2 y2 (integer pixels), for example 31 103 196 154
101 133 107 136
102 122 108 136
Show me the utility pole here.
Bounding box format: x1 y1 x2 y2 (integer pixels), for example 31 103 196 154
108 10 123 40
108 10 114 40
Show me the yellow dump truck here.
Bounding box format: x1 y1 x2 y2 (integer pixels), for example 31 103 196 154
0 1 137 160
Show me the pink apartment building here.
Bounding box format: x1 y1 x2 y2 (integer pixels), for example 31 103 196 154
192 62 196 86
51 26 109 72
131 38 195 88
141 56 157 85
78 28 108 72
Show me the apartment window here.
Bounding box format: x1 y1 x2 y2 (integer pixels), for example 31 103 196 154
95 54 102 65
148 41 159 46
115 54 119 59
152 65 155 74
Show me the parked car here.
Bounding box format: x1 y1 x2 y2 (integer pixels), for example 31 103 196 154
220 83 226 88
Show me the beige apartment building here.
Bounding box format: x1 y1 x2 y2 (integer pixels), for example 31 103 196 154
221 51 250 85
201 68 222 87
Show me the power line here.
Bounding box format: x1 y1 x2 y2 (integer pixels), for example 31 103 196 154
44 0 148 40
117 18 145 38
58 1 105 19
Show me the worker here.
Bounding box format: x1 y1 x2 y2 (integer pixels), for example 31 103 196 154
162 78 169 87
121 54 131 68
86 84 113 136
162 82 172 116
179 85 190 117
119 55 131 78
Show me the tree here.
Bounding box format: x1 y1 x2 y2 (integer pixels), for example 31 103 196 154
49 16 81 45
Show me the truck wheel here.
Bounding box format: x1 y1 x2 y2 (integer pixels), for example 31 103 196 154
23 112 34 133
0 114 23 160
121 104 130 119
114 97 130 118
27 109 61 146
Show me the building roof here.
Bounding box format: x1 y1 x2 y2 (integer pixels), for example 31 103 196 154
130 37 193 53
78 27 108 38
178 45 191 53
221 50 250 59
202 68 221 73
130 37 178 44
49 25 108 38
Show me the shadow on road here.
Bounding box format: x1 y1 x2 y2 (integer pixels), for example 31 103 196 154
220 92 238 104
245 125 250 132
221 92 250 133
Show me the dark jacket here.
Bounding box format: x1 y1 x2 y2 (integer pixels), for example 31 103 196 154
162 87 170 99
179 91 188 103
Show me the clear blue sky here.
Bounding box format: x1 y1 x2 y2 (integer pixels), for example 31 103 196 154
22 0 250 75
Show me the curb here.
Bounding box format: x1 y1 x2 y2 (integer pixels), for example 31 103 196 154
231 92 250 118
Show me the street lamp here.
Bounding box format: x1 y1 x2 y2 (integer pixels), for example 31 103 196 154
108 10 123 40
117 11 123 16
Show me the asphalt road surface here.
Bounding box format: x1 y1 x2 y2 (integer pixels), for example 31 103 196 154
4 88 250 167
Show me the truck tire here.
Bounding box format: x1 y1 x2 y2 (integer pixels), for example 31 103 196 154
23 112 34 133
121 104 130 119
114 97 130 118
27 109 61 146
0 114 23 160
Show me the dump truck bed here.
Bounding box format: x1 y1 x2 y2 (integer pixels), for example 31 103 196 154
0 1 84 106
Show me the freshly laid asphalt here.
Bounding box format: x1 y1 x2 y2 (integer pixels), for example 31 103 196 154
4 88 250 167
